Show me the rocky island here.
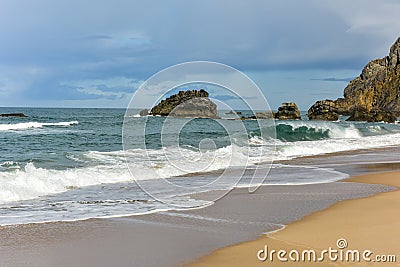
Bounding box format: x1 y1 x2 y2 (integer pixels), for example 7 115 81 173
308 37 400 122
149 89 219 118
0 113 28 118
274 102 301 120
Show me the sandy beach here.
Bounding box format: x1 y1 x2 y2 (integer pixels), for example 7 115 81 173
0 164 397 267
0 180 391 267
187 171 400 266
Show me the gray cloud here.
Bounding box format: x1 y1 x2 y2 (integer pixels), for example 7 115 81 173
0 0 399 106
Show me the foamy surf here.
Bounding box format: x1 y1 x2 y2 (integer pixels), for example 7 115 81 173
0 163 351 225
0 121 79 131
1 128 400 205
0 162 132 204
0 108 399 225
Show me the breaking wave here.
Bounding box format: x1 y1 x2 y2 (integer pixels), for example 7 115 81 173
0 121 79 131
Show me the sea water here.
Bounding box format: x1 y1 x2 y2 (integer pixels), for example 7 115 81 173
0 107 399 225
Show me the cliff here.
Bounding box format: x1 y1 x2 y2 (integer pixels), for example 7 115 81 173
308 37 400 122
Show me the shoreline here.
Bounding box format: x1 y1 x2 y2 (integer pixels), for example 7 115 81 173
0 148 399 266
0 181 391 266
186 171 400 266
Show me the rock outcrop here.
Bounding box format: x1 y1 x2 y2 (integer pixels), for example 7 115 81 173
139 109 149 116
0 113 28 117
238 111 275 120
168 98 218 118
309 37 400 122
274 102 301 120
346 109 397 123
255 111 275 119
150 89 219 118
308 100 339 121
225 110 242 115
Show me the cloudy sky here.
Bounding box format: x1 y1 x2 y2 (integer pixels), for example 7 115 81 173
0 0 399 109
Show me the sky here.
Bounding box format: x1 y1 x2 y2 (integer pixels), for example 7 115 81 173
0 0 399 110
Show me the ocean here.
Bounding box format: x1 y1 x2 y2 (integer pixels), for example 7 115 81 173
0 107 399 225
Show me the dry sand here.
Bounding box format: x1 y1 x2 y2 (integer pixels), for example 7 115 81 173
187 171 400 266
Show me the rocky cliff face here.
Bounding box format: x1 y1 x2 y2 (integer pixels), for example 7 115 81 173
150 89 218 118
308 37 400 122
347 110 396 123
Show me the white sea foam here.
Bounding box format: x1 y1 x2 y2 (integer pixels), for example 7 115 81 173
1 122 400 204
89 144 259 179
0 144 266 204
0 121 78 131
125 114 141 118
276 132 400 160
0 162 132 204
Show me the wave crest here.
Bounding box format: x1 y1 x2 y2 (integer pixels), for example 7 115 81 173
0 121 78 131
274 122 361 141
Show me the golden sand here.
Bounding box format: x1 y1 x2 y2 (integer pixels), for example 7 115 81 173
187 171 400 266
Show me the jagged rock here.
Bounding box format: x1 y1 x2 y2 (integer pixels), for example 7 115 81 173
346 110 397 123
0 113 28 117
339 37 400 120
274 102 301 120
308 100 339 121
139 109 149 116
335 98 352 116
309 37 400 123
388 36 400 69
150 89 218 118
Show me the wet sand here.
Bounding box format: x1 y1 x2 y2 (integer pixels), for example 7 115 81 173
187 171 400 266
0 181 393 267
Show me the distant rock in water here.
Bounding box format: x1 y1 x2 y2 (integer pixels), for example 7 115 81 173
225 110 242 115
238 111 274 120
309 37 400 122
308 100 339 121
139 109 149 116
169 98 218 118
255 111 274 119
0 113 28 118
150 89 219 118
274 102 301 120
